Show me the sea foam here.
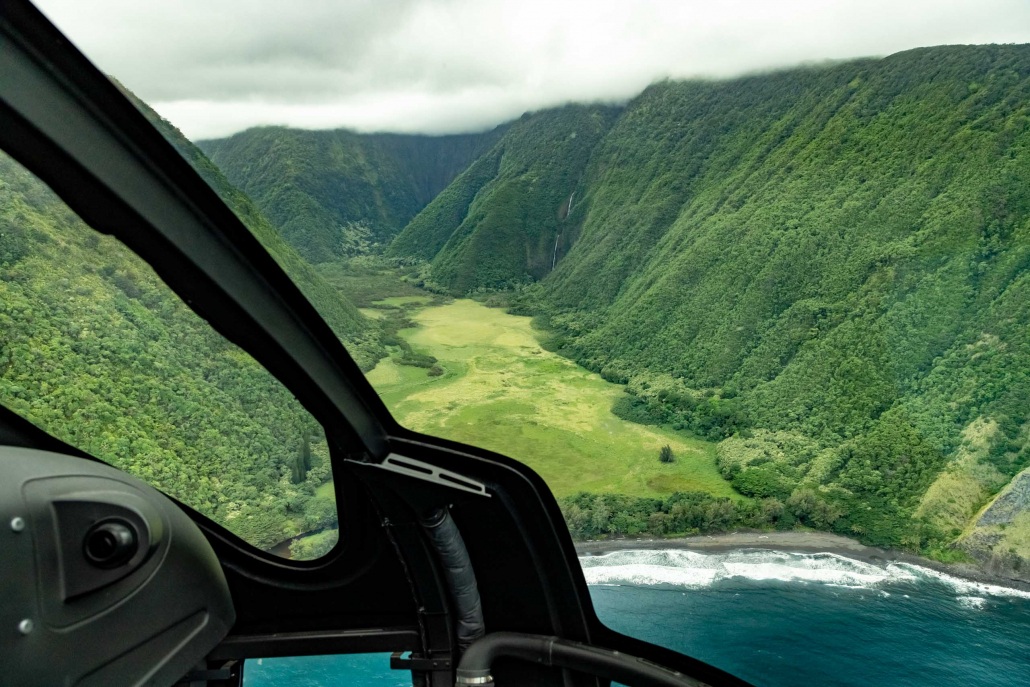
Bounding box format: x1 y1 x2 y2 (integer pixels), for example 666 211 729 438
579 548 1030 600
888 562 1030 600
956 596 987 609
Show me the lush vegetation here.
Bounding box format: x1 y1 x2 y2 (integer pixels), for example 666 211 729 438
389 105 622 292
0 152 338 552
560 491 791 539
125 89 383 370
314 256 429 309
0 92 394 555
388 149 504 261
386 46 1030 574
10 46 1030 575
365 299 737 499
200 126 503 262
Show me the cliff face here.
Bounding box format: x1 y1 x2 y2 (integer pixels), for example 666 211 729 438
117 84 383 368
388 45 1030 566
200 126 503 262
960 468 1030 582
388 104 622 292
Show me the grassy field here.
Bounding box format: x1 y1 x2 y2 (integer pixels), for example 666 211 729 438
366 299 737 499
315 260 428 308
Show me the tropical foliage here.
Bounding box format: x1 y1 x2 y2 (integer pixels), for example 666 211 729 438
126 90 383 370
0 151 341 551
390 105 621 292
390 46 1030 569
200 126 503 262
8 46 1030 574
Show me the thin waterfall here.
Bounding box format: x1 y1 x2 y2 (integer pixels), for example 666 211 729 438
552 191 575 271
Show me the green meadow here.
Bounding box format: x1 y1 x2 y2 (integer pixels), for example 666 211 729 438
365 299 736 499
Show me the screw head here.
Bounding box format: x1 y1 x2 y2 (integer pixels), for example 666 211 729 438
10 517 25 533
17 619 33 635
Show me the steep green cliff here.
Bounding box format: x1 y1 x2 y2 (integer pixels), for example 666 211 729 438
200 126 502 262
389 105 621 292
0 91 386 551
127 91 382 369
391 45 1030 573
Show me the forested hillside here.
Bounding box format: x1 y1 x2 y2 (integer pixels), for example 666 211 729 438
128 91 383 370
0 150 342 552
199 126 503 262
0 93 384 554
388 105 621 292
390 45 1030 576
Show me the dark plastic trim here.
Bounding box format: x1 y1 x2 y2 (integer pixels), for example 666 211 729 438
456 632 710 687
209 628 420 660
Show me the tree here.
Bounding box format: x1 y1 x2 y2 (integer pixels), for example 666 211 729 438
659 444 675 463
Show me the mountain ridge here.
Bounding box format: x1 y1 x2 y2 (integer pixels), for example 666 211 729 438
384 44 1030 577
199 125 505 262
158 44 1030 578
389 103 623 292
119 86 384 369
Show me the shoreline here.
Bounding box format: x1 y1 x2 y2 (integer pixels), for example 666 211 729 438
573 530 1030 594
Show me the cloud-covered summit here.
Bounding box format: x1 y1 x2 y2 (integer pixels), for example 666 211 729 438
36 0 1030 139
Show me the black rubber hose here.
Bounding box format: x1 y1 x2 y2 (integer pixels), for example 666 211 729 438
455 632 705 687
419 507 486 653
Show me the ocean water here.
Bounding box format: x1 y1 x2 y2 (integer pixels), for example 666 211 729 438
583 549 1030 687
244 549 1030 686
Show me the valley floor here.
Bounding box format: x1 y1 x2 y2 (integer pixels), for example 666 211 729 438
353 292 1029 591
365 298 734 499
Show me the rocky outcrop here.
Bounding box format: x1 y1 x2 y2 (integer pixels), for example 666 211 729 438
960 469 1030 584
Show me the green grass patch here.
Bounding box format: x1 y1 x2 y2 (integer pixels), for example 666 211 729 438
315 481 337 500
315 260 428 308
372 295 434 307
366 299 736 500
289 528 339 560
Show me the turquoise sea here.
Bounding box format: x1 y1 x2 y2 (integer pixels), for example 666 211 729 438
244 549 1030 686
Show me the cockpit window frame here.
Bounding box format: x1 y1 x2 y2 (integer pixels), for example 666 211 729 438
0 1 395 461
0 0 401 571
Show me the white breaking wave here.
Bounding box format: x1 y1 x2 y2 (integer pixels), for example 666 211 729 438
580 550 718 589
585 562 719 588
888 562 1030 600
579 549 1030 600
579 549 908 588
956 596 987 609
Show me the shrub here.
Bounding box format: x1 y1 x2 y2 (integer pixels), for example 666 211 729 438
659 445 675 463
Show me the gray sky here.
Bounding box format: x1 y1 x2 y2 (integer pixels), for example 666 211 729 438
34 0 1030 141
